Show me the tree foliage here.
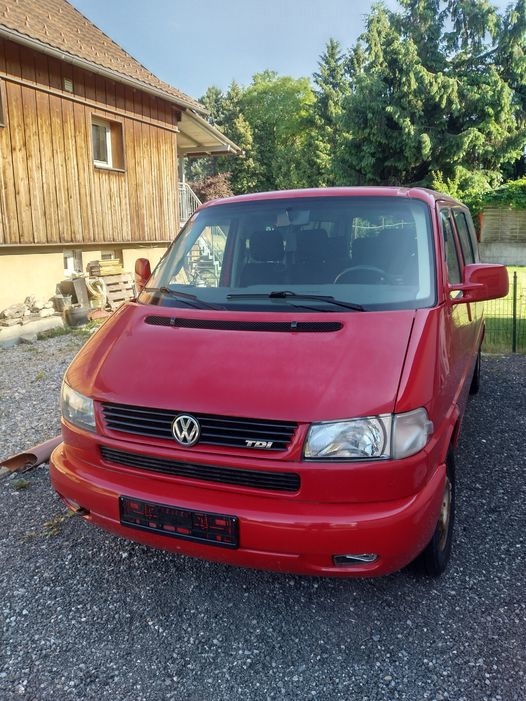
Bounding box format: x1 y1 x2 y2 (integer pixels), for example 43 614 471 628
190 173 233 203
188 0 526 203
335 0 526 192
310 39 350 185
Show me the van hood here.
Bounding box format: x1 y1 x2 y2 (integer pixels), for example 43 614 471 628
68 304 416 422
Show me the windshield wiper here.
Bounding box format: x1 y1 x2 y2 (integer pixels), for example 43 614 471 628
144 287 221 310
227 290 366 311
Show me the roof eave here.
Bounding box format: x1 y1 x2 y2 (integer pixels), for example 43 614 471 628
178 109 241 157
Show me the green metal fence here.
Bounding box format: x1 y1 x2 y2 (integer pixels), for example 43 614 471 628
483 270 526 354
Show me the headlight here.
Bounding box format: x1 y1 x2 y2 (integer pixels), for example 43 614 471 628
61 382 96 432
304 408 432 460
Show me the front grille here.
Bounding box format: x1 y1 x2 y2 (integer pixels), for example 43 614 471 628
101 403 297 452
145 316 343 333
101 446 300 492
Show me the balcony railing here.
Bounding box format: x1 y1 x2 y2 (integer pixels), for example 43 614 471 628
178 183 201 225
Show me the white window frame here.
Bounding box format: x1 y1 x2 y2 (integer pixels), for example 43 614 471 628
92 117 113 168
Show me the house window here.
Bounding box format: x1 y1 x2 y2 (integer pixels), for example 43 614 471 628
92 116 124 170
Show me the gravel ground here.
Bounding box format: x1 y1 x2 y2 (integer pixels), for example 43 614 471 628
0 334 525 701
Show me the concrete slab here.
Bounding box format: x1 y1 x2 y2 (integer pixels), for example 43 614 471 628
0 315 65 349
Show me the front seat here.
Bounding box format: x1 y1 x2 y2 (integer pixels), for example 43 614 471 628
239 230 286 286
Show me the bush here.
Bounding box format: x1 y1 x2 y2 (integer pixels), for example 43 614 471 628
190 173 233 203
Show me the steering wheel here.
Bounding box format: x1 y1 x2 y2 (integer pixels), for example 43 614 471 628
334 265 390 284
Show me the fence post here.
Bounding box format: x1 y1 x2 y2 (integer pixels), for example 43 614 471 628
512 271 517 353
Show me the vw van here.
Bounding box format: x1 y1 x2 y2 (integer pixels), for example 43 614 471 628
50 187 508 577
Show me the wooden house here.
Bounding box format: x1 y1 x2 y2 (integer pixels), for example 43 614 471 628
0 0 239 310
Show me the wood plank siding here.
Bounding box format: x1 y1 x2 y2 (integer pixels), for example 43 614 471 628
0 38 180 248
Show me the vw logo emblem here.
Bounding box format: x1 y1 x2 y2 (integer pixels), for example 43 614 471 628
172 414 200 447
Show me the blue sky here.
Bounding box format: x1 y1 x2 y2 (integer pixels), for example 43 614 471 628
72 0 512 101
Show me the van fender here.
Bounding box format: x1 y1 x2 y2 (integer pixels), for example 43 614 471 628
434 402 461 466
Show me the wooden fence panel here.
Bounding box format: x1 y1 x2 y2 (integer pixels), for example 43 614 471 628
481 209 526 244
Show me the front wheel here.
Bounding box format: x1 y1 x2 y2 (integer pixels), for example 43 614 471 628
416 449 456 577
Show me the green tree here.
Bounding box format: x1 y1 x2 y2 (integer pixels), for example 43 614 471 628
337 4 456 184
187 83 257 195
335 0 526 196
311 39 351 185
185 86 227 183
396 0 444 70
189 74 316 194
496 0 526 177
240 71 316 191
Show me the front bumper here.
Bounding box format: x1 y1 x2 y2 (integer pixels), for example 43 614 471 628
50 439 445 577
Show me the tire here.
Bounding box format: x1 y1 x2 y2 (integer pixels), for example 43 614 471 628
469 349 481 395
416 449 456 577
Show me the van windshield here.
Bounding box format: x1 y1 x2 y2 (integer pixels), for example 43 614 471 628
140 196 436 312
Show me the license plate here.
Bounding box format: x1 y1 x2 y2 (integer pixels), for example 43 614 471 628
119 497 238 548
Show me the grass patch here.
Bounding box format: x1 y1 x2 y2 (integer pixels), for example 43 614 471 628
36 326 71 340
37 319 106 342
23 509 77 540
11 478 30 491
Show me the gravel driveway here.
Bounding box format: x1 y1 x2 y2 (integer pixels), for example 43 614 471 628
1 334 525 701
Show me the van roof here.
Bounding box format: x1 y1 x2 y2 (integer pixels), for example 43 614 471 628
200 187 463 210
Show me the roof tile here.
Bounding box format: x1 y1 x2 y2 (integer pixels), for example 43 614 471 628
0 0 204 111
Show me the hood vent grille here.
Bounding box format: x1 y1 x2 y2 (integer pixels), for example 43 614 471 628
145 316 342 333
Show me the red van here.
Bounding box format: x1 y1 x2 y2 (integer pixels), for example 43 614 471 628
50 187 508 577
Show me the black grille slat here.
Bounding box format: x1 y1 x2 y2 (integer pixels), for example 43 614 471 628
101 447 300 492
145 316 342 333
101 403 297 451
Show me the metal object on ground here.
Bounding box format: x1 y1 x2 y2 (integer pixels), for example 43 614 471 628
0 435 62 475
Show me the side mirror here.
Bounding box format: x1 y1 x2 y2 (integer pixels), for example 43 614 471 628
134 258 151 294
450 263 509 304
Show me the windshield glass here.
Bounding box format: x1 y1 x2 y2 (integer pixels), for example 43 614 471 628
140 195 435 312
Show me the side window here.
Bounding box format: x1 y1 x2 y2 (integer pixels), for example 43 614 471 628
440 210 461 284
452 209 475 265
